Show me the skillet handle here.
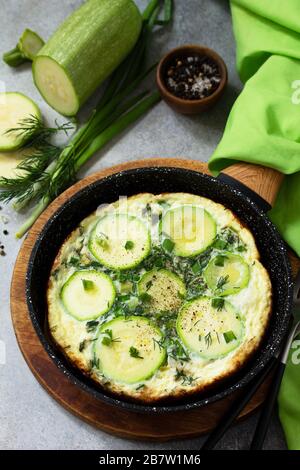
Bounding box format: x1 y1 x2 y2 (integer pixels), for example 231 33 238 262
221 163 284 208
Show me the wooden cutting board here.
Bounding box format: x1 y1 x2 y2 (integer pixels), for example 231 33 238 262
10 158 300 441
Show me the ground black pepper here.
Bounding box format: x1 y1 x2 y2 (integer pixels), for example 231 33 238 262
165 55 221 100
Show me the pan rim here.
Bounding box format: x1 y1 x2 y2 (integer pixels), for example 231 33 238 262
26 166 293 414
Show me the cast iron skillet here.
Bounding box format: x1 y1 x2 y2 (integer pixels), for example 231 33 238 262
26 166 293 413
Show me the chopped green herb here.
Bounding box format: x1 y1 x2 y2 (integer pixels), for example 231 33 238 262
68 256 81 267
82 279 95 291
79 338 96 352
139 292 152 303
216 275 229 291
136 384 145 391
213 238 227 250
119 294 131 302
169 339 190 362
237 245 247 252
211 298 225 311
145 280 153 290
102 329 113 346
79 340 87 352
223 331 237 343
191 261 202 274
204 332 212 349
85 261 102 269
89 353 99 369
162 238 175 252
154 257 164 268
214 255 227 267
175 368 197 386
129 346 143 359
152 337 164 351
101 329 120 346
86 320 99 333
124 240 134 250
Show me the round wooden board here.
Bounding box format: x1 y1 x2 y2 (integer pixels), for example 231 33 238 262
10 158 300 442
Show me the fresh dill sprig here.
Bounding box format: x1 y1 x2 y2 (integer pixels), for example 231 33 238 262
0 160 52 205
5 114 73 147
216 275 229 292
204 332 213 349
175 368 198 386
0 117 73 206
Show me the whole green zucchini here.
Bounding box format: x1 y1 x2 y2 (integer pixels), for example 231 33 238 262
33 0 142 116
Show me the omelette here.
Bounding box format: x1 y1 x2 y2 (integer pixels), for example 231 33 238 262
47 193 272 403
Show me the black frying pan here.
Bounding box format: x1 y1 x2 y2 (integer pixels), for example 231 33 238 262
26 165 293 413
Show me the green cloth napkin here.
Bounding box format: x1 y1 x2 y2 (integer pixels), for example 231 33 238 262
208 0 300 450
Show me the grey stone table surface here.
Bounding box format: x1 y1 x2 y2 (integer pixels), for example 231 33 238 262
0 0 286 450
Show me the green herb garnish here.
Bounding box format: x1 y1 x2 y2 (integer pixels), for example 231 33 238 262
79 340 87 352
216 275 229 291
169 338 190 362
211 298 225 311
139 292 152 303
145 280 153 290
237 245 247 252
86 320 99 333
162 238 175 253
82 279 95 291
223 331 237 343
129 346 143 359
214 255 228 267
68 256 81 267
175 368 197 386
136 384 145 391
213 238 227 250
89 353 99 369
152 337 164 351
101 329 120 346
191 261 202 274
204 332 212 349
124 240 134 250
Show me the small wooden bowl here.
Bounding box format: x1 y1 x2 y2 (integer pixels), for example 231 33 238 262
156 44 228 115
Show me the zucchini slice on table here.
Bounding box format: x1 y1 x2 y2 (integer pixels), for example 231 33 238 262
61 270 116 321
138 269 186 313
94 316 166 384
32 0 142 116
89 213 151 271
0 92 41 151
160 205 216 257
177 297 244 359
0 148 31 178
203 253 250 296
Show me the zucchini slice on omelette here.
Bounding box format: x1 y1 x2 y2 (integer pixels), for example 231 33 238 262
47 193 272 403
